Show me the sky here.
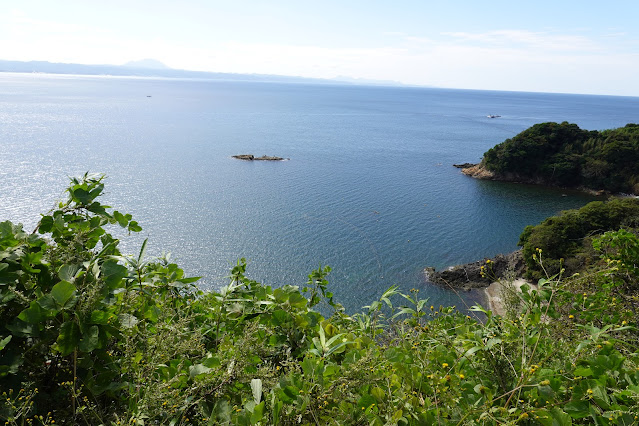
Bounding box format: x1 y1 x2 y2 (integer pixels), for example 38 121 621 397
1 0 639 96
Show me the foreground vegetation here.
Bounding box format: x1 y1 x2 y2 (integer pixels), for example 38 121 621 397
1 174 639 425
482 122 639 194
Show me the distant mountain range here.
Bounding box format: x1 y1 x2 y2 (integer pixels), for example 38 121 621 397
0 58 408 87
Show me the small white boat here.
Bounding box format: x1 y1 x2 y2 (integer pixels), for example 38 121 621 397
487 114 501 118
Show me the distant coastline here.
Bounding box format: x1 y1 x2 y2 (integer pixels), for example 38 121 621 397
0 59 408 87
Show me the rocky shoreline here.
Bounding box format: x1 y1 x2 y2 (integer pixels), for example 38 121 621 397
454 163 609 196
425 249 526 291
425 249 529 314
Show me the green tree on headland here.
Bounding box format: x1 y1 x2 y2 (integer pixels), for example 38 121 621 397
518 197 639 278
482 122 639 194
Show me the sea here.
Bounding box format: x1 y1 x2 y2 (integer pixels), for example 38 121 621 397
1 73 638 313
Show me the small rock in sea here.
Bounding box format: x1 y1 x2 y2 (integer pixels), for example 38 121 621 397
232 154 287 161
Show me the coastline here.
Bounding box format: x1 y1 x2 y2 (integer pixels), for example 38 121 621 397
425 249 530 315
456 163 611 197
483 278 535 316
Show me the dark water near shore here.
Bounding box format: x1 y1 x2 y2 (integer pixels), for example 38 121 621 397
1 73 638 312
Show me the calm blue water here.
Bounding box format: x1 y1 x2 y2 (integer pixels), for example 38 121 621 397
1 73 638 312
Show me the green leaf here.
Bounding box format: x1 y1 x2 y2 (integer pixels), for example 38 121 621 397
143 304 160 322
57 321 81 356
357 394 376 409
113 211 128 227
550 407 572 426
279 386 299 403
564 400 589 419
287 292 307 309
137 238 148 264
128 221 142 233
189 364 212 379
573 367 593 377
18 301 47 324
271 309 291 326
78 325 100 352
6 320 38 337
202 356 221 368
38 215 54 233
0 335 11 351
90 310 111 324
102 260 127 288
118 313 139 329
250 401 264 424
58 264 80 282
50 280 77 310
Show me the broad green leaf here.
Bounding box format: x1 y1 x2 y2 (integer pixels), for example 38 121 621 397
143 304 160 322
279 386 299 403
102 260 127 288
357 394 376 409
591 385 610 409
90 310 111 324
202 356 221 368
38 215 54 233
574 367 593 377
78 325 100 352
287 292 307 309
18 300 47 324
57 321 81 356
271 309 291 326
58 264 80 282
71 187 91 205
118 313 139 329
370 385 385 402
564 400 589 419
50 281 77 309
128 221 142 233
550 407 572 426
189 363 212 379
113 211 128 227
6 320 38 337
250 401 264 424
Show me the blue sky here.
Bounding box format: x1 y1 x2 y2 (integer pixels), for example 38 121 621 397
1 0 638 95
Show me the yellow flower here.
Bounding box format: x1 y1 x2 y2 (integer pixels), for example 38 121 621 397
442 363 449 368
568 315 574 319
459 374 465 379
